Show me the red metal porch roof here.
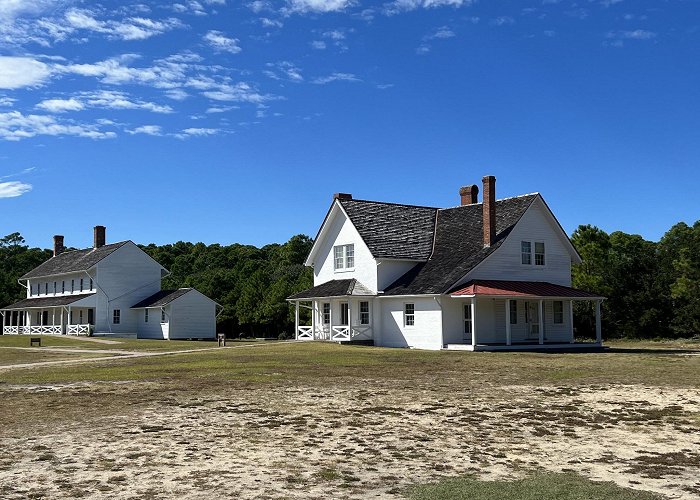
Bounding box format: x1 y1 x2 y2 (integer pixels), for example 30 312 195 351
450 280 603 299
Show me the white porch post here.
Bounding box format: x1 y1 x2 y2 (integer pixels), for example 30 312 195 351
347 300 352 338
538 300 544 345
311 301 317 340
569 300 575 343
294 301 300 340
60 308 64 334
595 300 602 344
505 299 512 346
329 300 333 339
52 308 56 327
470 297 477 348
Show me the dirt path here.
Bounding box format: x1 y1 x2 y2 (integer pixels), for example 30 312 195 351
0 342 295 371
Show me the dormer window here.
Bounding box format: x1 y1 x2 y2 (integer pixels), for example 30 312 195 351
333 244 354 271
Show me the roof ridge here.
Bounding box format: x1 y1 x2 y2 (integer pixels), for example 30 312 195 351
340 198 439 210
440 192 540 211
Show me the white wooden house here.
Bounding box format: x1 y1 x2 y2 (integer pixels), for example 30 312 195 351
288 176 604 351
1 226 220 340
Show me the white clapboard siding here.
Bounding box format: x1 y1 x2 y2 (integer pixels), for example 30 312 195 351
136 307 169 339
378 297 443 350
168 290 217 339
377 259 420 292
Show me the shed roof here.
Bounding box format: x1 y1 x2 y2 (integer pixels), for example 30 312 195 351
288 279 375 300
1 293 95 310
450 280 604 299
131 288 193 308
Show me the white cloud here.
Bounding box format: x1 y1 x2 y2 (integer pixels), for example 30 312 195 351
206 105 237 113
425 26 454 40
0 181 32 198
0 57 51 89
310 40 326 49
177 127 220 138
264 61 303 82
36 97 84 112
491 16 514 26
384 0 471 15
0 96 16 107
312 72 360 84
36 91 173 114
127 125 163 135
285 0 353 14
0 0 56 21
0 110 116 141
612 29 656 40
261 17 283 27
203 30 242 53
54 8 184 42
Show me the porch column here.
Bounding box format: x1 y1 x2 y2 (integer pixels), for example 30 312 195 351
60 308 64 335
329 300 333 339
595 300 602 344
470 297 477 348
569 301 575 343
347 300 352 338
311 301 317 340
538 300 544 345
294 301 300 340
505 299 512 346
1 311 4 328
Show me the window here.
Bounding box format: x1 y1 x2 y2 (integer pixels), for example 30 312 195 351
535 242 545 266
71 280 74 293
553 301 564 324
161 309 167 323
510 300 518 324
80 278 84 292
36 311 41 325
463 304 472 335
340 302 349 325
145 310 149 323
62 281 65 294
322 303 330 325
45 283 48 294
53 282 57 294
333 244 355 271
113 309 120 324
360 301 370 325
521 241 532 265
404 303 415 327
89 278 93 291
79 310 83 324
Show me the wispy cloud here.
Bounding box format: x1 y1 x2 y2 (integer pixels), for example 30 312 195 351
127 125 163 136
0 111 116 141
36 91 173 114
384 0 472 16
284 0 354 14
312 72 360 84
176 127 221 139
264 61 304 82
203 30 242 53
0 181 32 198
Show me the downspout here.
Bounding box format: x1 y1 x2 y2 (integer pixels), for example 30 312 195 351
434 296 444 349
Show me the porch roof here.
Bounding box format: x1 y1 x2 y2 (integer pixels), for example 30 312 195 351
1 293 96 310
449 280 604 299
288 279 375 300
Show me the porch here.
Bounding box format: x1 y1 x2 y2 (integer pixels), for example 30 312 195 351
1 293 96 336
445 280 605 350
288 279 376 343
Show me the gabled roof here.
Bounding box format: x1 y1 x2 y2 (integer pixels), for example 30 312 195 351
131 288 192 308
20 241 129 279
449 280 604 299
1 293 95 310
288 279 375 300
338 199 438 260
382 194 538 295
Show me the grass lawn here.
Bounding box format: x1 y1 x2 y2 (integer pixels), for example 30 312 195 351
0 339 698 499
0 335 256 352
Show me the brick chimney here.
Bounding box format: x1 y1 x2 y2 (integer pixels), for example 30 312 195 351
333 193 352 201
53 235 64 257
482 175 496 247
94 226 106 249
459 185 479 205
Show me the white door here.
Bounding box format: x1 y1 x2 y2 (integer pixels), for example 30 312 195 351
525 301 540 339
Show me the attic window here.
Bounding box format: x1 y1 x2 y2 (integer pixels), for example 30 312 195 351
333 244 354 271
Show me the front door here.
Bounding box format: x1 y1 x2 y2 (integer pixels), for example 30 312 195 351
525 301 540 339
340 302 349 326
87 309 94 325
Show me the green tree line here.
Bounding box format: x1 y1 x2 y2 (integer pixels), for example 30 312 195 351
1 220 699 339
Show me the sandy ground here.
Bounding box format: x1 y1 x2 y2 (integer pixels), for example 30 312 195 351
0 377 698 499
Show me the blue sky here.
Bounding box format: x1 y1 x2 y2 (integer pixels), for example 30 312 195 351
0 0 698 250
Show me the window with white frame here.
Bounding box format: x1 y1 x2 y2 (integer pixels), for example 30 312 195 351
360 301 370 325
553 301 564 324
333 244 355 271
44 283 48 295
535 242 545 266
71 280 75 293
404 303 415 327
463 304 472 335
62 281 65 294
510 300 518 324
53 282 57 294
145 310 149 323
90 278 94 290
80 278 84 292
521 241 532 265
113 309 120 324
322 303 330 325
161 309 167 323
79 310 83 324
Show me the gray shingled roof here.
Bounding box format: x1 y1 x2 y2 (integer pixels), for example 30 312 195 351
21 242 129 279
131 288 192 308
383 194 538 295
339 199 437 260
288 279 375 300
2 293 95 310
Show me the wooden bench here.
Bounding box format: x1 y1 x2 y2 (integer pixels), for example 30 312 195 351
30 337 41 347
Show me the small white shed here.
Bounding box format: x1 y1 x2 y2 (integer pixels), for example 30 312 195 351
131 288 221 340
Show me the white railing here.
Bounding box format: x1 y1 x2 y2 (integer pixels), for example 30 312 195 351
36 325 63 335
331 326 350 341
20 326 30 335
297 326 313 340
67 324 91 336
351 325 372 339
3 326 19 335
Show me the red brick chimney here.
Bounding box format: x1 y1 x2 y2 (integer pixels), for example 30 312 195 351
459 185 479 205
333 193 352 201
482 175 496 247
53 235 64 257
94 226 106 249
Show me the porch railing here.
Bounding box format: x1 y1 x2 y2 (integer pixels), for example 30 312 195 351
67 324 92 336
3 326 19 335
296 325 372 341
297 326 313 340
331 326 350 341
